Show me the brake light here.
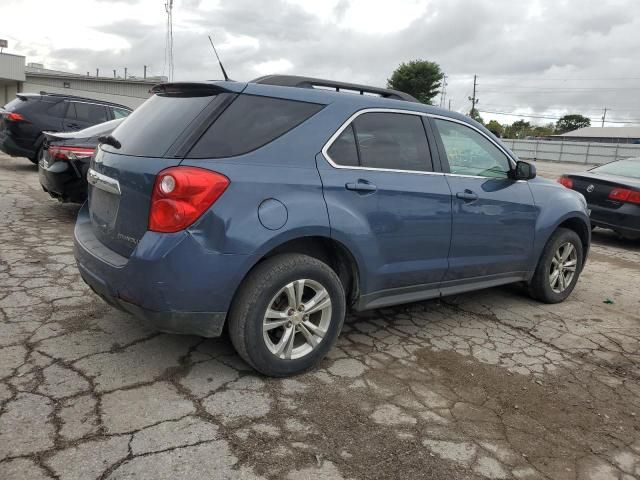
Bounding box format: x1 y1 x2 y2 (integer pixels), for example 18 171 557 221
557 176 573 189
609 188 640 204
149 167 230 233
48 146 95 161
5 112 24 122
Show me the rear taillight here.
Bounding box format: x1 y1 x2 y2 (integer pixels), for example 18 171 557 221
149 167 229 233
48 146 95 161
557 176 573 189
609 188 640 204
5 112 24 122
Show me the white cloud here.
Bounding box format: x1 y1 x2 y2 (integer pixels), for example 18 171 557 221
2 0 640 126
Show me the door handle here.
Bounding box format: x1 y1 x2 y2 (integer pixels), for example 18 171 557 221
345 180 377 193
456 190 478 201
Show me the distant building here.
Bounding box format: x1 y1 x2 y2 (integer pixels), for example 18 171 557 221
554 127 640 144
1 52 164 109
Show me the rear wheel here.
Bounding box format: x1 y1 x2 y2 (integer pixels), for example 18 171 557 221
228 253 346 377
529 228 584 303
29 145 44 165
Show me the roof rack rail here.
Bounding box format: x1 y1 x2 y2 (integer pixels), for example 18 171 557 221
34 91 131 109
251 75 419 103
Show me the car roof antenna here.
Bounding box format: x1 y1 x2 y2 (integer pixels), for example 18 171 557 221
208 35 230 81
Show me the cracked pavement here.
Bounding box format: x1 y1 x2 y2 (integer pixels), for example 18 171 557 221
1 153 640 480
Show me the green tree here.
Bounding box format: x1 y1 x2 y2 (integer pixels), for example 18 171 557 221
532 123 555 137
387 60 442 105
469 109 484 125
504 120 533 139
555 114 590 134
486 120 504 137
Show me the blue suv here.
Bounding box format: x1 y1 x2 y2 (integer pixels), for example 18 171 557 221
74 75 590 376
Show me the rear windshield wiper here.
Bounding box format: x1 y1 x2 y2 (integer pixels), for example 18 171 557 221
98 135 121 149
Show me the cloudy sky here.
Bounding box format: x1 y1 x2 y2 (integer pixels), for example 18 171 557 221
2 0 640 126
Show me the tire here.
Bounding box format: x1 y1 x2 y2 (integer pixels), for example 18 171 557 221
529 228 584 304
29 145 44 165
228 253 346 377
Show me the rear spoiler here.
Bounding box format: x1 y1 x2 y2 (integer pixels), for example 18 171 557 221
150 82 236 97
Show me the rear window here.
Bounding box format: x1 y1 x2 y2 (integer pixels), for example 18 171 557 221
3 97 27 111
591 158 640 180
187 95 324 158
103 94 215 157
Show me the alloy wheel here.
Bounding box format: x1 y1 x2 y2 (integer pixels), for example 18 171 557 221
549 242 578 293
262 279 332 360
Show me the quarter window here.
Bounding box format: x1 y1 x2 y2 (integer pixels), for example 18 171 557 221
188 95 324 158
112 107 131 119
433 119 511 178
327 112 432 172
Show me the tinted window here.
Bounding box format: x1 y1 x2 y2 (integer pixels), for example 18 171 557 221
351 112 431 171
591 158 640 179
434 119 511 178
112 107 131 119
71 102 109 124
188 95 324 158
3 97 26 111
46 101 68 117
76 118 124 137
104 94 215 157
327 124 359 167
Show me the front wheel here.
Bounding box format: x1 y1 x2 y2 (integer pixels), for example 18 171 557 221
228 253 346 377
529 228 584 303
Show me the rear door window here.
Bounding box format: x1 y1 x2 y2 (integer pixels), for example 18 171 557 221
326 112 433 172
327 124 359 167
187 95 324 158
72 102 109 124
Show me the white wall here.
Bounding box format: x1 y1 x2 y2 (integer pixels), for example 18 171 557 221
501 138 640 165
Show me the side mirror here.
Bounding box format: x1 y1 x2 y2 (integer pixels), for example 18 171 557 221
514 161 536 180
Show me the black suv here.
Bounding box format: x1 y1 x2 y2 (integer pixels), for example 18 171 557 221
0 92 131 164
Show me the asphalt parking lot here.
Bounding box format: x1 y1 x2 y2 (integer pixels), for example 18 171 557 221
1 153 639 480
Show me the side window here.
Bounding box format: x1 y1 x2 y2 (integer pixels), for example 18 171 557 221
187 95 324 158
434 119 511 178
73 102 109 124
327 124 359 167
112 107 131 119
353 112 432 171
46 101 68 117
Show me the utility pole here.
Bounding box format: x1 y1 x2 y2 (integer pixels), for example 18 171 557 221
124 67 127 80
96 68 99 78
113 69 116 78
439 74 447 108
468 74 479 118
144 65 147 79
448 99 452 111
601 107 607 127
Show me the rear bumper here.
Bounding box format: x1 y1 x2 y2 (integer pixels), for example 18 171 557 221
73 203 258 337
39 159 88 203
0 132 36 158
589 202 640 237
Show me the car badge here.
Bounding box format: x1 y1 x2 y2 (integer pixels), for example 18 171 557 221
586 184 595 193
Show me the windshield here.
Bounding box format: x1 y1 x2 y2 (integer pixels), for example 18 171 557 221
591 157 640 180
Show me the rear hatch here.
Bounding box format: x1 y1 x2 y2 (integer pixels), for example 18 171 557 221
87 82 245 257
